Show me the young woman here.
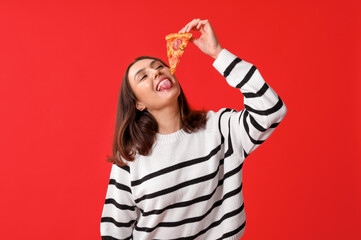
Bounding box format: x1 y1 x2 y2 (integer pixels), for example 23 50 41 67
101 19 287 240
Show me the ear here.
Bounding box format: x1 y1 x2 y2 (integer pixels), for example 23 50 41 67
136 101 146 111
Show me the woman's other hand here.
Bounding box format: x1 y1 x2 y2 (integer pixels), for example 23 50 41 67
179 19 223 59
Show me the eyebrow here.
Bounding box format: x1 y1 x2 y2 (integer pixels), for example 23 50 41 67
134 60 160 80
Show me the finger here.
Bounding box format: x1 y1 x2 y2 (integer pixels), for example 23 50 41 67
193 19 210 32
178 19 194 33
186 18 201 32
178 27 186 33
196 22 202 29
181 19 196 32
196 19 207 29
179 19 205 33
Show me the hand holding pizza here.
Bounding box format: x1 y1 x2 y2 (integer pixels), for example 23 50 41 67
179 19 223 59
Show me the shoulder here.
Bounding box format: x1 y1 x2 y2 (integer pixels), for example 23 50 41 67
205 108 235 131
207 108 235 120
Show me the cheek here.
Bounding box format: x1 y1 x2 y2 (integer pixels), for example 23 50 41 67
175 83 181 96
133 82 154 100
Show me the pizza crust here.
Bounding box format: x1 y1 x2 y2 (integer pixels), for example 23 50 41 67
165 32 192 41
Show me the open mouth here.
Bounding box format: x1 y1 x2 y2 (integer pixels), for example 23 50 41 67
156 78 173 91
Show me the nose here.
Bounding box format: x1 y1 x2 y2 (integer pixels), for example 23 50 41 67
150 68 162 79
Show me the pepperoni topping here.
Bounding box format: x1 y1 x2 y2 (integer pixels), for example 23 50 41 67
172 39 182 50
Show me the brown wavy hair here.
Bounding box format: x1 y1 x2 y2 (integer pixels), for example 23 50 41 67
107 56 207 167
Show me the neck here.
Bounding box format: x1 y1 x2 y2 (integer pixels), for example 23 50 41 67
149 102 182 135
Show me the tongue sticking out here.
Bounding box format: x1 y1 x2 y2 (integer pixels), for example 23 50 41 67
158 79 172 91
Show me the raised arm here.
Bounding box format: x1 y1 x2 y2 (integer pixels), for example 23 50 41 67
180 18 287 159
213 49 287 159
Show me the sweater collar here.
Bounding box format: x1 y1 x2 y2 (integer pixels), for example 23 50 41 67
156 128 187 143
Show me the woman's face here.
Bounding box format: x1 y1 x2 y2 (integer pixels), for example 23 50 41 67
128 58 181 112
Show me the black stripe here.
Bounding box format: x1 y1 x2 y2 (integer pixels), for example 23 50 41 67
241 102 280 133
134 156 225 204
140 162 244 217
215 221 246 240
243 111 265 145
135 183 243 233
163 203 245 240
101 236 121 240
119 165 130 173
270 122 279 128
101 217 135 228
224 115 234 158
102 235 132 240
244 96 284 116
238 109 245 124
235 65 257 89
131 143 222 187
223 57 242 78
248 114 267 132
243 82 269 98
218 108 232 144
244 150 249 159
109 179 132 193
101 236 120 240
113 163 130 173
104 198 135 211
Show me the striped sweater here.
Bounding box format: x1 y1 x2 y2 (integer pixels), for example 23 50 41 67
100 49 287 240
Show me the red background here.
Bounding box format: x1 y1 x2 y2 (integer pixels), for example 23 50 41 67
1 0 360 239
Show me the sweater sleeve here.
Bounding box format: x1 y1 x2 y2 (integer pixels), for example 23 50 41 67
100 163 137 240
212 49 287 160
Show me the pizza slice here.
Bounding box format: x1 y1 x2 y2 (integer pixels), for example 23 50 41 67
165 32 192 74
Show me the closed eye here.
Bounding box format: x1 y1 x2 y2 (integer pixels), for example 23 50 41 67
140 74 147 81
156 65 164 70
